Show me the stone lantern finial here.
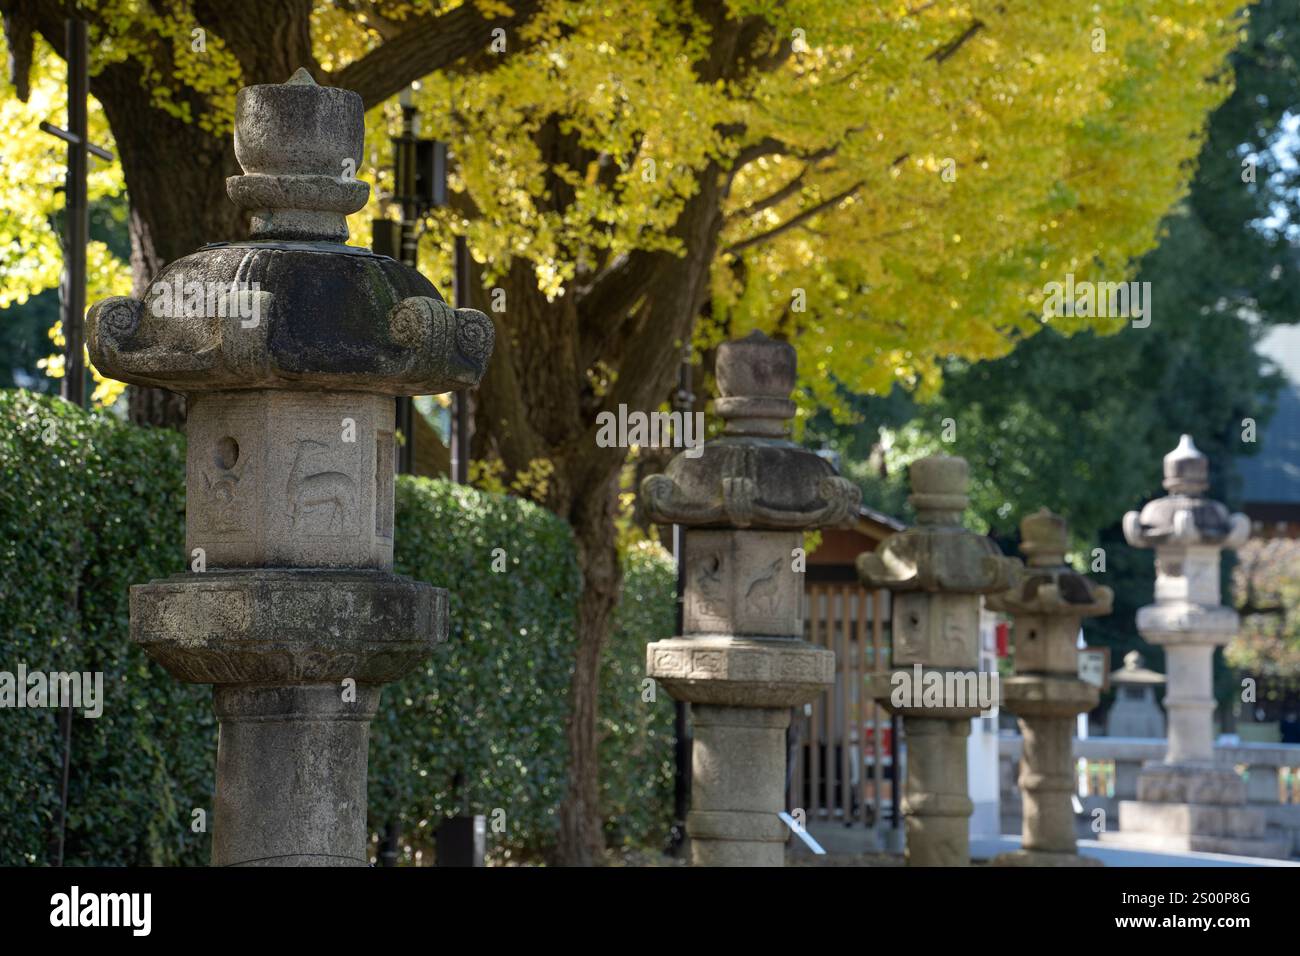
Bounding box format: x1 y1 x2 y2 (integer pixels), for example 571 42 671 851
714 330 797 438
227 69 370 243
908 454 970 525
1163 433 1209 495
1019 507 1068 568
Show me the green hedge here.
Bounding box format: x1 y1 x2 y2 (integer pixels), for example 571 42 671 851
371 477 581 858
372 480 675 861
0 389 674 864
598 543 676 851
0 389 208 865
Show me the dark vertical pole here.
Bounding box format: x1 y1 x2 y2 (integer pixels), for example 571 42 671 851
450 235 471 484
378 90 420 867
669 346 693 855
394 93 418 475
62 18 88 409
55 17 90 868
891 712 901 834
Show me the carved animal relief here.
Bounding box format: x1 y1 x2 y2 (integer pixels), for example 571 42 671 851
286 438 359 536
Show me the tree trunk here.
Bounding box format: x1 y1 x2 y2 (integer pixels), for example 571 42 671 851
555 471 623 865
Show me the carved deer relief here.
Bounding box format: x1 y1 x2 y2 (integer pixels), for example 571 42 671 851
287 439 357 534
745 557 784 616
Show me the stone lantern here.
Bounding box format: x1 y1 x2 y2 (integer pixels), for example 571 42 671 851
641 331 860 866
86 69 494 866
1107 651 1166 739
1101 435 1286 857
857 455 1019 866
986 508 1111 866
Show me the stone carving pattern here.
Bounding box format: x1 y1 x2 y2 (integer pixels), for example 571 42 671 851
745 557 784 616
287 438 358 535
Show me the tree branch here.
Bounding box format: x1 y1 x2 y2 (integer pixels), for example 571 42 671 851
330 0 542 108
728 165 814 222
926 18 985 65
723 180 862 256
725 124 864 196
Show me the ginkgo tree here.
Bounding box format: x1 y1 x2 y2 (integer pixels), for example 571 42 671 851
0 0 1243 864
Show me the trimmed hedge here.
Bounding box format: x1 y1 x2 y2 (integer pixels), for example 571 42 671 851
598 542 676 851
374 488 676 860
0 389 208 865
371 477 582 858
0 389 674 864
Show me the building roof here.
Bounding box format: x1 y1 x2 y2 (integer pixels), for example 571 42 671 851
806 506 907 582
1238 383 1300 510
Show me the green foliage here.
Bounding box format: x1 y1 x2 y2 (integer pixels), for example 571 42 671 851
0 388 208 866
0 393 676 864
598 542 676 851
373 480 675 861
372 476 581 860
807 0 1300 712
1232 539 1300 677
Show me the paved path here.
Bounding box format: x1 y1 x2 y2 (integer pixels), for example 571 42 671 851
972 835 1300 867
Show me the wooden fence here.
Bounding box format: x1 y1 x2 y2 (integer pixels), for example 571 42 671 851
789 582 896 828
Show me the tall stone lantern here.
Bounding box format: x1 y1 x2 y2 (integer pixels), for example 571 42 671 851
857 455 1019 866
986 508 1111 866
86 70 494 866
1102 436 1286 857
641 331 860 866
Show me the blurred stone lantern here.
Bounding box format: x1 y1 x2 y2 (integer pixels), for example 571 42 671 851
640 331 860 866
857 455 1019 866
87 69 494 866
1101 436 1287 857
986 508 1111 866
1108 651 1166 738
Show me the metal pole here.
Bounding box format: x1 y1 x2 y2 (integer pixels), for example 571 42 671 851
55 17 91 868
394 93 419 475
62 18 88 409
450 235 471 485
377 89 420 866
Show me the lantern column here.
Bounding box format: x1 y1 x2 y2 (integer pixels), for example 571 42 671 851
858 455 1019 866
87 69 494 865
1101 436 1286 857
642 331 860 866
987 508 1111 866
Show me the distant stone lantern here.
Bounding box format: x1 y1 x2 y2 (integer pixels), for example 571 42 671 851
87 69 494 866
1101 435 1287 857
641 331 860 867
1108 651 1166 739
857 455 1019 866
986 508 1111 866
